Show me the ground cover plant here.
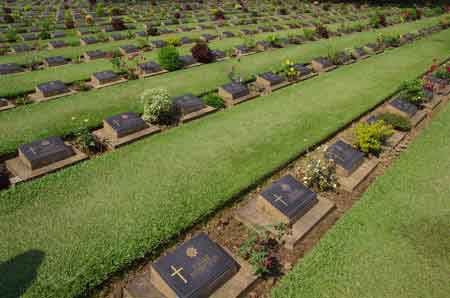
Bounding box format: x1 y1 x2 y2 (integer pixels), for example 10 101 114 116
1 30 450 298
271 94 450 298
0 19 445 155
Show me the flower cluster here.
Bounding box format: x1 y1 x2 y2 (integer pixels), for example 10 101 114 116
140 88 172 123
302 148 338 192
281 59 298 81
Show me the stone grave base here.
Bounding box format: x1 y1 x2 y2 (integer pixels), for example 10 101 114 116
88 78 128 89
182 62 202 69
385 131 407 149
424 96 442 111
238 51 257 57
123 253 257 298
234 196 335 250
411 110 427 127
6 144 88 183
266 81 292 92
93 125 161 149
29 90 77 103
0 102 16 112
437 86 450 96
224 92 259 107
341 59 356 65
294 72 318 82
138 70 169 79
315 65 337 73
355 54 370 60
216 57 230 62
180 106 217 123
338 158 378 192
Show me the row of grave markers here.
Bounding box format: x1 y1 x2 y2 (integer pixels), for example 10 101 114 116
0 22 432 111
121 68 450 298
0 24 445 192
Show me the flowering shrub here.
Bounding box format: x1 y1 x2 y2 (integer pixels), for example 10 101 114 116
238 232 279 277
303 150 338 192
400 79 427 105
370 12 387 28
280 59 298 81
354 120 394 154
157 45 182 71
166 37 180 47
191 42 214 63
140 88 172 123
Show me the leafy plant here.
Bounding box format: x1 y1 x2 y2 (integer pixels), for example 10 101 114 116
303 28 315 40
400 79 427 105
95 3 106 17
157 46 182 71
5 29 17 42
140 88 172 123
243 36 256 49
303 148 338 192
377 113 411 132
202 94 225 109
190 42 214 63
315 23 329 38
165 37 180 47
354 120 394 154
238 232 278 277
73 125 96 153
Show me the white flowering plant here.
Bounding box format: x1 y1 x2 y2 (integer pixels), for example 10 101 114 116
140 88 172 123
302 147 338 192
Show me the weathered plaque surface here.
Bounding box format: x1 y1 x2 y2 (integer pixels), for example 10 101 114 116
293 64 313 77
0 63 23 75
92 70 119 85
172 94 206 115
180 37 193 45
104 112 148 138
222 31 235 38
44 56 67 67
151 233 239 298
138 61 163 74
326 140 365 176
51 31 66 38
258 72 285 86
11 44 31 53
234 45 251 54
18 136 75 170
151 40 167 48
36 80 69 97
211 50 226 60
259 174 318 223
179 55 197 67
85 50 107 60
220 82 250 100
120 45 139 54
48 40 67 49
389 98 418 117
81 36 97 45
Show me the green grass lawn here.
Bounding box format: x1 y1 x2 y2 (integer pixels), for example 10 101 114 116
1 30 449 298
0 22 445 156
0 16 438 98
271 97 450 298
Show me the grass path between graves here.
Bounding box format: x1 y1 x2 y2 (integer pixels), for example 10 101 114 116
0 20 446 156
271 98 450 298
1 30 450 298
0 17 440 98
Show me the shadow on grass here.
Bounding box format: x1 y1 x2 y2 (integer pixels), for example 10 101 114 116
0 250 45 298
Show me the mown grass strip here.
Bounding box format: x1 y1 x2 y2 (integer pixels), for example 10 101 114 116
1 30 449 298
0 20 443 156
271 94 450 298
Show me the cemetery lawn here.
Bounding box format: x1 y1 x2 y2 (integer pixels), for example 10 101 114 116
1 30 450 298
0 23 447 156
0 17 440 98
271 102 450 298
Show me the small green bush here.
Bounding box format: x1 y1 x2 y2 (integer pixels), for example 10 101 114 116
354 120 394 154
202 94 225 109
400 79 426 105
140 88 172 123
157 46 182 71
378 113 412 132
